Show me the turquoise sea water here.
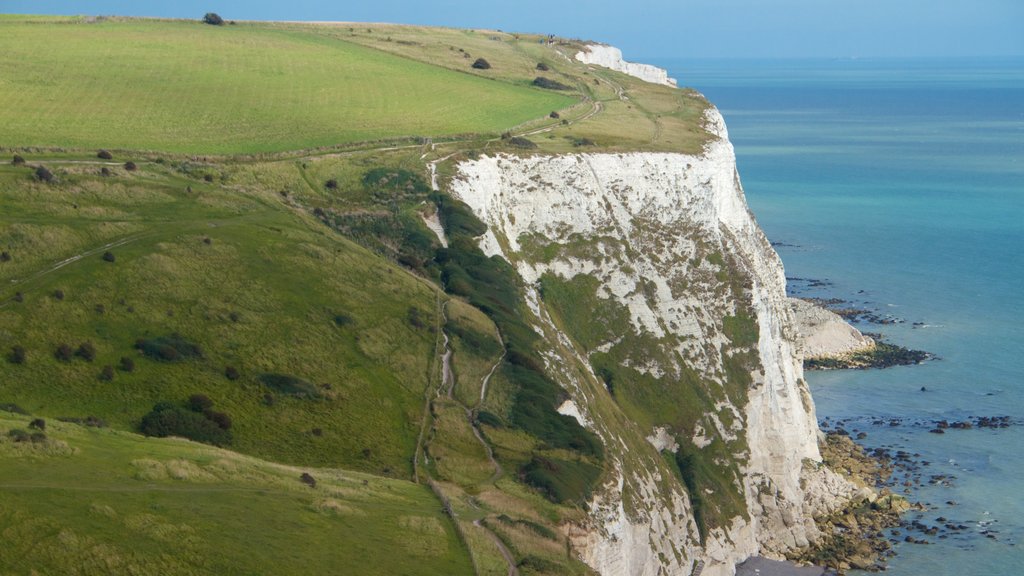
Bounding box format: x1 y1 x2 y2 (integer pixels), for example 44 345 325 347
660 58 1024 574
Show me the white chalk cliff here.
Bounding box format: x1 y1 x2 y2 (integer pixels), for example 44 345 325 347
448 55 858 574
575 44 678 87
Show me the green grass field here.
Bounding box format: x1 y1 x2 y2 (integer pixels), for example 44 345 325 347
0 17 573 154
0 412 473 575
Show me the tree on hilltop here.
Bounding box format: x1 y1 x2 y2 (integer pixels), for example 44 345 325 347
203 13 225 26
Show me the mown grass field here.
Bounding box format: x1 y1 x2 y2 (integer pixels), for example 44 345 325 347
0 16 574 154
0 413 473 575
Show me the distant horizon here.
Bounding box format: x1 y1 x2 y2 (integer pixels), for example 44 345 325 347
4 0 1023 60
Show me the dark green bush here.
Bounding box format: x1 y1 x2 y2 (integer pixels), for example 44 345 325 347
123 161 137 171
11 154 25 166
225 366 240 380
29 418 45 431
259 373 320 398
188 394 214 412
35 166 54 183
139 403 231 446
521 456 602 504
8 429 29 443
0 403 28 415
536 62 550 71
134 334 203 362
58 415 107 428
97 149 113 160
98 365 115 381
8 345 26 365
471 58 491 70
509 137 537 149
532 77 572 91
475 410 503 428
102 251 116 262
54 344 73 362
119 356 135 372
202 12 224 25
75 342 97 362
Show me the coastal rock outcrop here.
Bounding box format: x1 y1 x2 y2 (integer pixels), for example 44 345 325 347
789 297 875 360
450 104 859 574
575 44 678 87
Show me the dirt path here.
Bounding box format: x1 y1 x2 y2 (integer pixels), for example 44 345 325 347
473 519 520 576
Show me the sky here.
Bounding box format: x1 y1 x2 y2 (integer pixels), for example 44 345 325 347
3 0 1023 59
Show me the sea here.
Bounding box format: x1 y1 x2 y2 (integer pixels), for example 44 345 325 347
658 57 1024 574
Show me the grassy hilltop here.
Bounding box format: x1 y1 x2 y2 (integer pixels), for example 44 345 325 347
0 13 718 576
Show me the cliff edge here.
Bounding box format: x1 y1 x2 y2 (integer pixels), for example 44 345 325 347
451 102 860 574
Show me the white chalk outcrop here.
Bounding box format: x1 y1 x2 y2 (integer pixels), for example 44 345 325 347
449 107 856 575
575 44 677 87
789 298 875 360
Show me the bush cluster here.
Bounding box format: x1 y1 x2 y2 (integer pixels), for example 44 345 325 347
134 334 203 362
532 77 572 91
139 396 232 446
471 58 491 70
259 373 320 398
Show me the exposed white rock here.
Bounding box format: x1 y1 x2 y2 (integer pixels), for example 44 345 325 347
575 44 678 87
557 399 591 428
789 297 874 359
646 427 680 453
449 106 856 575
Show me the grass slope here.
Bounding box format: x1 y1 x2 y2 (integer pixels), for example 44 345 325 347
0 160 440 475
0 413 473 575
0 17 573 154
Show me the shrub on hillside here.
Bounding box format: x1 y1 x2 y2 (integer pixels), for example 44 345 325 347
29 418 46 431
102 251 116 262
57 415 107 427
123 161 137 171
34 166 54 183
471 58 491 70
536 62 550 71
225 365 240 380
203 12 224 25
259 373 320 398
75 342 97 362
8 345 26 365
532 77 572 91
325 178 338 190
188 394 214 412
53 289 65 300
54 344 73 362
509 136 537 149
97 149 113 160
549 111 560 119
12 154 25 166
100 166 111 177
140 402 232 446
8 429 29 443
134 334 203 362
119 356 135 372
0 403 28 415
300 472 317 487
98 365 115 381
0 251 10 262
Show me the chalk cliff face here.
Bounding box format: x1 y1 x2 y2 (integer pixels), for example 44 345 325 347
450 103 856 573
575 44 678 87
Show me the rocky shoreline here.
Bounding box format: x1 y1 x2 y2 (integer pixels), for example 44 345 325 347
804 335 933 371
789 434 916 573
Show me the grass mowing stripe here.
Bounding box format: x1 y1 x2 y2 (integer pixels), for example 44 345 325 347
0 18 574 154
